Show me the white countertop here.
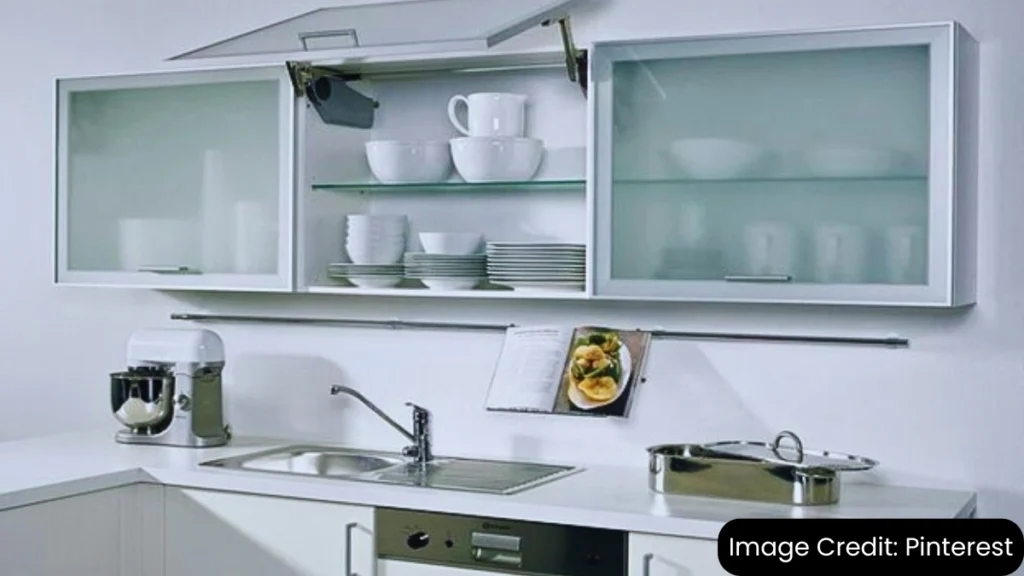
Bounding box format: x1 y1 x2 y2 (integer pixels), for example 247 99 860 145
0 430 976 539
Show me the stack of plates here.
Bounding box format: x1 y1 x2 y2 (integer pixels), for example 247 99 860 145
326 263 404 289
485 242 586 291
403 252 486 291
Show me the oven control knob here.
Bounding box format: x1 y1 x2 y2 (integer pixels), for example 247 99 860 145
407 531 430 550
176 395 191 411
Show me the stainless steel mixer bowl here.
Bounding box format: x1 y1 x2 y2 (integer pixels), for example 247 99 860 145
110 370 174 428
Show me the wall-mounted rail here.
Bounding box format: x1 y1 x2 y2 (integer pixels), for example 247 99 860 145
170 313 909 348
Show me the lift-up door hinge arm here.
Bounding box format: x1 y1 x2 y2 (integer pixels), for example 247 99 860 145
286 61 377 129
543 16 587 95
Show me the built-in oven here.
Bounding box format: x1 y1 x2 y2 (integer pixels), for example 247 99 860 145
375 507 628 575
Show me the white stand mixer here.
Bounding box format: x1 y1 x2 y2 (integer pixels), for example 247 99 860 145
110 328 230 447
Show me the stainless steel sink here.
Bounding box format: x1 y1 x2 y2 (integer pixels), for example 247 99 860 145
224 446 406 477
201 445 580 495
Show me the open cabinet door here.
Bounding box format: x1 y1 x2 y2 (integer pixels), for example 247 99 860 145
170 0 585 63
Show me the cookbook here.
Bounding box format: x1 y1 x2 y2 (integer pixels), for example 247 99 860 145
484 325 653 418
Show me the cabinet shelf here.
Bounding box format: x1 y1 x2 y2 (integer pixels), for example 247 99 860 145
615 176 927 186
307 285 588 300
311 179 585 193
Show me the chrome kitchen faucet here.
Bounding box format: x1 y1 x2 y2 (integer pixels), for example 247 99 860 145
329 385 432 467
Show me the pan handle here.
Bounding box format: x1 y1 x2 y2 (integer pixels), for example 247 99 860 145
771 430 804 464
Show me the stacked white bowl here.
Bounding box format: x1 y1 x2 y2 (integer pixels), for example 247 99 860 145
345 214 408 265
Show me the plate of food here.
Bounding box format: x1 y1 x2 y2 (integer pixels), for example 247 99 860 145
565 331 632 410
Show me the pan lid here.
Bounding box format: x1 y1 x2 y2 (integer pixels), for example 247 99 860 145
703 430 879 472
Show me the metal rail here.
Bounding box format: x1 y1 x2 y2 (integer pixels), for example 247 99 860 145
170 313 909 348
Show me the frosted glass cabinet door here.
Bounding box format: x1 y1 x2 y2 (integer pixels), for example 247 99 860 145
591 23 977 307
56 66 295 290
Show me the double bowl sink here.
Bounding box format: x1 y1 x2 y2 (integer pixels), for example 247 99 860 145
201 445 579 496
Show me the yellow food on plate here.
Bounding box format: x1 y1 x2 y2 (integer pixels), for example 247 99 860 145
576 376 618 402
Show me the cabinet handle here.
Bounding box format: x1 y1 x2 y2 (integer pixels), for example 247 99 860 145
642 552 655 575
138 266 202 275
724 274 792 283
344 522 359 576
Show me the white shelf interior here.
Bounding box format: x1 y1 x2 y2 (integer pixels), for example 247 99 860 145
298 65 589 298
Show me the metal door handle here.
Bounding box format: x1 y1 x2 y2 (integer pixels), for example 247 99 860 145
344 522 359 576
299 29 359 50
138 266 202 275
724 274 792 283
643 552 655 575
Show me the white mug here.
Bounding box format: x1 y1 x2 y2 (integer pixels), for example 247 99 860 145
814 223 867 283
884 225 926 284
447 92 527 137
743 221 798 277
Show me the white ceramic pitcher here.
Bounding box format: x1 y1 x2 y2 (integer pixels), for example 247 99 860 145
447 92 527 137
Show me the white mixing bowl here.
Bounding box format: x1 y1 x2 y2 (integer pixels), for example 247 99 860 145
365 141 452 184
450 137 543 183
669 138 764 179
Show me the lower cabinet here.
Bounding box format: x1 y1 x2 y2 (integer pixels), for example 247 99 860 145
164 487 375 576
629 533 729 576
0 487 132 575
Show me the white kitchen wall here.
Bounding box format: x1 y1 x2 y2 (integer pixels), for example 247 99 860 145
0 0 1020 524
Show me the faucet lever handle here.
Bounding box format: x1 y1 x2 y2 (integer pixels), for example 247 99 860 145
405 402 429 416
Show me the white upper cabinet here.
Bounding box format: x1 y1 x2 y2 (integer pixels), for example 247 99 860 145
590 23 979 307
55 66 296 290
170 0 584 64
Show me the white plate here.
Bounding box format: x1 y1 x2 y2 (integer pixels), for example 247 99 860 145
491 281 584 291
487 257 585 263
419 277 484 290
407 268 487 274
407 273 486 278
486 242 585 247
566 341 633 411
328 267 403 273
485 264 585 268
347 276 403 288
486 248 585 254
488 271 586 276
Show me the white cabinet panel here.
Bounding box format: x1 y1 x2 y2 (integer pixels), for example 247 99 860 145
591 23 978 307
629 533 729 576
164 487 374 576
0 488 128 575
56 66 295 291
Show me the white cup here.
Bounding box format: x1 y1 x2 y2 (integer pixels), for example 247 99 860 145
885 225 926 284
447 92 527 137
814 223 867 283
743 221 798 277
666 201 708 249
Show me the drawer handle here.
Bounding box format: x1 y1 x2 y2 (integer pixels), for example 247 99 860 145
643 552 654 575
345 522 358 576
724 274 792 283
138 266 202 275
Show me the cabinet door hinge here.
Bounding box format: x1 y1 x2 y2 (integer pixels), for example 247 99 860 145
286 61 378 129
543 16 588 95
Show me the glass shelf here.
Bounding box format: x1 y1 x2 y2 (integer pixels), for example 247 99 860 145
615 176 927 185
312 179 585 193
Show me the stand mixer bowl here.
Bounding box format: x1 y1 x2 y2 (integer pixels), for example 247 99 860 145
110 369 174 429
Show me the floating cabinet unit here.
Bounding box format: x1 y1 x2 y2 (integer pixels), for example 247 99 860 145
54 9 978 307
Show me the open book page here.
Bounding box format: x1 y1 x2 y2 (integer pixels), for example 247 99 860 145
485 326 575 412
